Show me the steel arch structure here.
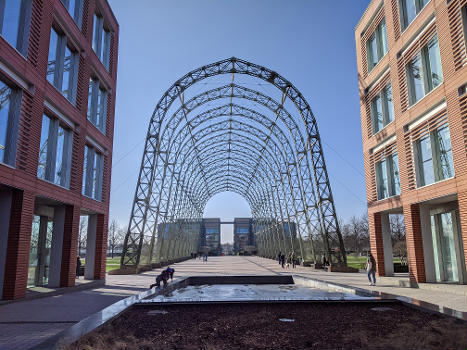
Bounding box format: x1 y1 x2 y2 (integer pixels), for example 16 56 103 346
120 57 346 268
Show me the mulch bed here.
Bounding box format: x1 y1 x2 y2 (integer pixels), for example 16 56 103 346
67 301 467 350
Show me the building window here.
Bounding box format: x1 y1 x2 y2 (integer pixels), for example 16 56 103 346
371 83 394 133
82 144 103 200
462 5 467 46
375 153 400 200
399 0 430 31
414 124 454 187
60 0 83 27
87 78 107 133
37 114 73 188
47 27 79 104
0 0 30 55
0 78 21 166
92 14 111 70
367 19 388 72
406 35 443 106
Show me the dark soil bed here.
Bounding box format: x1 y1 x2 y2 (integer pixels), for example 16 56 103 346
67 301 467 350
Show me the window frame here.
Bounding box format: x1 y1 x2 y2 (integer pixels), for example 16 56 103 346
82 144 104 201
92 13 111 70
413 125 455 188
0 0 32 56
37 114 73 188
60 0 83 28
406 35 443 106
0 77 21 167
375 153 401 200
399 0 430 32
366 18 388 73
370 82 395 134
47 26 79 104
87 77 108 134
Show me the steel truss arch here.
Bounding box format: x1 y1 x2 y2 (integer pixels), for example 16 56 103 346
121 57 346 268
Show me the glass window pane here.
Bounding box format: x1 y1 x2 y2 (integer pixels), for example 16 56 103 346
436 126 454 180
1 0 22 48
62 45 73 100
371 94 383 133
47 29 59 85
92 14 100 54
379 20 388 56
407 52 425 105
401 0 417 30
97 88 106 131
376 158 389 199
427 36 443 89
417 135 434 186
82 145 89 195
383 83 394 124
103 30 111 69
0 80 12 163
54 126 66 185
367 34 378 71
391 154 401 195
87 79 94 122
37 115 51 179
92 152 100 199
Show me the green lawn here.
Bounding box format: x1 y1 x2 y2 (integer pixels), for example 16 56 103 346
106 257 121 272
346 255 402 269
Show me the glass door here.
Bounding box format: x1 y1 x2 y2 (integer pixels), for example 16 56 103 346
27 216 53 287
430 210 462 283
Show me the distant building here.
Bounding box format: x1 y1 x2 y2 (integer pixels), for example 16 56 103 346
233 218 254 254
201 218 221 255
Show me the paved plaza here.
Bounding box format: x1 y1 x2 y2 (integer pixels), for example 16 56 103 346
0 256 466 350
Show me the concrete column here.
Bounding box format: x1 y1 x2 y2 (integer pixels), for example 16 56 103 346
0 189 12 299
85 214 97 280
381 213 394 276
2 190 35 300
369 212 385 276
404 203 426 284
48 206 65 288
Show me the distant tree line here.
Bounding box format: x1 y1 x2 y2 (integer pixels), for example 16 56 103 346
340 213 406 260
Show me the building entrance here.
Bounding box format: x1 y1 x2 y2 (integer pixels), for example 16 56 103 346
430 209 465 283
27 216 53 287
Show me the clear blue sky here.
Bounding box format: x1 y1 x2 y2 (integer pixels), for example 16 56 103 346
108 0 371 243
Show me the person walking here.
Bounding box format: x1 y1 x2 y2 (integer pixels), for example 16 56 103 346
289 251 296 269
321 254 327 270
366 253 377 286
281 253 285 268
277 251 282 265
76 256 82 279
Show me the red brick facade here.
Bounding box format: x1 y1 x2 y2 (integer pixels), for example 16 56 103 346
0 0 118 299
356 0 467 283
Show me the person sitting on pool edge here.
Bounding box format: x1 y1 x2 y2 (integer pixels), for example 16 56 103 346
165 266 175 281
150 269 169 289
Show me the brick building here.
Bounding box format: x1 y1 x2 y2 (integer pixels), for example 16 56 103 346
0 0 118 299
355 0 466 284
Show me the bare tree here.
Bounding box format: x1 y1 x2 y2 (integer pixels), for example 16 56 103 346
108 220 120 259
359 214 370 251
78 216 88 257
390 214 405 244
349 216 362 253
